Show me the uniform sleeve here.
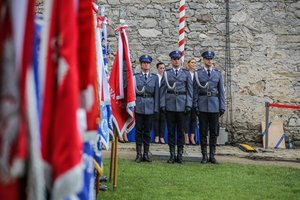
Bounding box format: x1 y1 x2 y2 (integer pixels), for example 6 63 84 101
160 73 166 109
193 71 199 109
218 72 225 111
186 71 193 108
154 75 159 112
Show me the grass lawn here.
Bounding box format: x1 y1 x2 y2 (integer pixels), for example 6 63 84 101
98 159 300 200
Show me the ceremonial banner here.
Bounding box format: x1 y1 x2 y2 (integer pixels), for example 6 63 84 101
76 1 98 199
109 26 135 138
95 13 111 150
0 0 35 198
39 0 83 199
100 15 114 141
77 141 95 200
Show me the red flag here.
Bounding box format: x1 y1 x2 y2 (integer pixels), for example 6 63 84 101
77 0 99 131
109 26 135 137
0 0 35 199
40 0 82 198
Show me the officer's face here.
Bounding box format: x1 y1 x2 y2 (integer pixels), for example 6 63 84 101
140 62 151 72
203 58 213 67
157 64 165 75
171 57 181 68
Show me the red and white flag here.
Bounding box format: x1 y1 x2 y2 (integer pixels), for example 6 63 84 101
78 0 98 132
0 0 36 199
39 0 83 199
109 26 135 138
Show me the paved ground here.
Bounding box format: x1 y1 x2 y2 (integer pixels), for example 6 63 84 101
102 142 300 169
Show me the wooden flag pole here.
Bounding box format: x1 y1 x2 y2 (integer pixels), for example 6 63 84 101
109 136 115 183
94 160 101 194
113 126 119 191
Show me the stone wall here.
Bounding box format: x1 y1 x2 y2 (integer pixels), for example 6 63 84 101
37 0 300 146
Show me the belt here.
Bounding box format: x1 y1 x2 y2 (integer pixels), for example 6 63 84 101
136 93 154 98
167 91 186 96
199 92 218 97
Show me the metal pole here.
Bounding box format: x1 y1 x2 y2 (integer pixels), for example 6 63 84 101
265 102 270 149
119 6 125 25
224 0 233 143
178 0 185 63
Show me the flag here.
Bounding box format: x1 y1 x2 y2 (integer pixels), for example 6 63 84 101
39 0 83 199
109 26 135 138
95 14 111 150
76 1 98 199
25 15 45 200
88 4 106 185
100 14 114 142
0 0 35 198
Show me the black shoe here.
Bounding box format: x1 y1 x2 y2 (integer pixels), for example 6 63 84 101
100 185 108 191
100 176 108 182
177 155 184 164
167 154 175 164
118 139 125 143
135 154 143 163
143 153 152 162
201 153 208 164
209 156 218 164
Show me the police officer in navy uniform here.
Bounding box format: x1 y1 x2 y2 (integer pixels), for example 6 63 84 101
134 55 159 163
160 50 193 164
193 51 225 164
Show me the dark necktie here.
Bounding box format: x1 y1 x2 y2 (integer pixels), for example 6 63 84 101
207 69 211 77
144 73 147 81
175 69 178 76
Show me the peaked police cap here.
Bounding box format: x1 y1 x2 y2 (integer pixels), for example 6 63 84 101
169 50 182 58
201 51 215 59
139 55 153 63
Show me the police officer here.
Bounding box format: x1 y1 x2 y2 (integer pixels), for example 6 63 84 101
134 55 159 163
160 50 193 164
193 51 225 164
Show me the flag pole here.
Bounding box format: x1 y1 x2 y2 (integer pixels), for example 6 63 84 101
112 125 119 191
112 6 126 191
178 0 185 63
93 3 103 194
109 137 115 183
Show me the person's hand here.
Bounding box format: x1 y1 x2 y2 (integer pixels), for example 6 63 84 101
184 107 191 114
161 107 166 114
195 108 200 116
219 109 225 117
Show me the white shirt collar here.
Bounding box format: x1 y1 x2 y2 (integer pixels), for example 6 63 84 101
173 67 181 72
204 66 213 71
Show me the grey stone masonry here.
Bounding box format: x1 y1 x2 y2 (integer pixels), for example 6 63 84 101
36 0 300 147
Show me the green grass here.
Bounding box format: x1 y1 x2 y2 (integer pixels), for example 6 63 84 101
98 159 300 200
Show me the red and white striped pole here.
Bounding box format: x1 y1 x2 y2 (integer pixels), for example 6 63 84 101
178 0 185 63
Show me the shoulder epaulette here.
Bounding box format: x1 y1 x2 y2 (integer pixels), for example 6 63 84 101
214 68 221 73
